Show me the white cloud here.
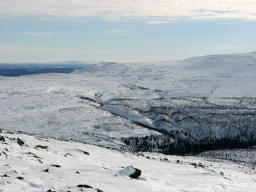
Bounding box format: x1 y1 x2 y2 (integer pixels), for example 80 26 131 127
18 32 58 36
0 0 256 22
147 19 173 24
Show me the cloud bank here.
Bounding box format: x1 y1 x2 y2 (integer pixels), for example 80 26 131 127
1 0 256 22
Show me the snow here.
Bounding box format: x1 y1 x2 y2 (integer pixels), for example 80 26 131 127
0 52 256 191
1 52 255 147
117 166 139 177
101 105 154 128
1 131 255 192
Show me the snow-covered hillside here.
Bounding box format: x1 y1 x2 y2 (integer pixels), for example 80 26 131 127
1 131 255 192
1 52 256 154
1 51 256 191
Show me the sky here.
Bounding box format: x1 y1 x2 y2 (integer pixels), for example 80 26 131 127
0 0 256 63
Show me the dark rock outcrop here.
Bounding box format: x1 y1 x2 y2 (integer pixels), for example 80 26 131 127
47 189 56 192
51 164 61 168
0 136 5 142
77 184 93 189
119 166 142 179
35 145 48 149
17 138 25 146
129 167 142 179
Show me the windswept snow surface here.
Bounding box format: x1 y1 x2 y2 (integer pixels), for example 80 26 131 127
0 132 255 192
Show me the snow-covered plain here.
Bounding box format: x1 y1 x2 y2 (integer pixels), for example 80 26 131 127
1 131 256 192
1 51 256 191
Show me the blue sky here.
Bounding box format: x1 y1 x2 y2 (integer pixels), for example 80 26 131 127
0 0 256 62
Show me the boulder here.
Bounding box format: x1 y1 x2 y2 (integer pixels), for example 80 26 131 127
0 136 5 142
118 166 142 179
17 138 25 146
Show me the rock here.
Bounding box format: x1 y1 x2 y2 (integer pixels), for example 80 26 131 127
0 136 5 142
16 176 24 180
64 153 72 157
17 138 25 146
176 160 180 163
197 163 204 168
35 145 48 149
96 189 104 192
33 155 41 159
129 168 142 179
220 172 224 176
51 164 61 168
77 184 93 189
47 189 56 192
119 166 142 179
190 163 197 168
83 150 90 155
77 149 90 155
44 169 49 172
38 159 43 164
2 151 7 156
1 174 9 177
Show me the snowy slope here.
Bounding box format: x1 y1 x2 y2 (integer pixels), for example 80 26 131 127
0 52 256 153
1 131 256 192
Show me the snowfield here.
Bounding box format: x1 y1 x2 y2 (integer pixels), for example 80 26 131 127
1 131 256 192
0 51 256 191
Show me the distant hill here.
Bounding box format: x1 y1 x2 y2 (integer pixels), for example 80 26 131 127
0 51 255 154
